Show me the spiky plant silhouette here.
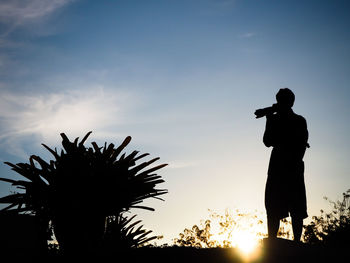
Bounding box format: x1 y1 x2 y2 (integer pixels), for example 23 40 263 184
0 132 167 254
104 214 158 250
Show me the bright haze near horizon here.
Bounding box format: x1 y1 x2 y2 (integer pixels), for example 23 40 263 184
0 0 349 244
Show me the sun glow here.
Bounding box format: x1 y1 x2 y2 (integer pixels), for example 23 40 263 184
231 230 260 254
208 208 266 254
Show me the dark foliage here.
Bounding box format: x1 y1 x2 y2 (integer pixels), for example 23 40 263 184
174 209 266 248
303 189 350 247
0 131 167 254
174 219 213 248
103 214 158 250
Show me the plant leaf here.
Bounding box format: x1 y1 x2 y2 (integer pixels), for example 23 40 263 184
79 131 92 146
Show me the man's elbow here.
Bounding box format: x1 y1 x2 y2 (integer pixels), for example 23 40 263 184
263 139 273 147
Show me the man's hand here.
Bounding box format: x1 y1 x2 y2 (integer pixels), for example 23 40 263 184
254 104 278 118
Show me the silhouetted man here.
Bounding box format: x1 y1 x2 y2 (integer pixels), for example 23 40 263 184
258 88 309 242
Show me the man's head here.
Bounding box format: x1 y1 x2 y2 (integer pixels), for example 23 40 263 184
276 88 295 109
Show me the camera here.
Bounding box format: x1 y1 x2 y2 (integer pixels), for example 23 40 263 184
254 104 278 119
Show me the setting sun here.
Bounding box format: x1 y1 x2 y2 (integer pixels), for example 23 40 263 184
231 230 260 254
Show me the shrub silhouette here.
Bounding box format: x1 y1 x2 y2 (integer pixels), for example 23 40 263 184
174 209 266 248
0 132 167 254
174 219 213 248
303 189 350 247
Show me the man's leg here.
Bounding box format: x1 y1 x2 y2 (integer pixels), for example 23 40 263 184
291 216 303 241
267 215 280 238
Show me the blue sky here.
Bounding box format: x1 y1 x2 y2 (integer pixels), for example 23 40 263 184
0 0 350 243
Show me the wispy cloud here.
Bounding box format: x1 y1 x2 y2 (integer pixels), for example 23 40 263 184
238 32 257 39
0 0 75 38
0 87 133 158
0 0 73 25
